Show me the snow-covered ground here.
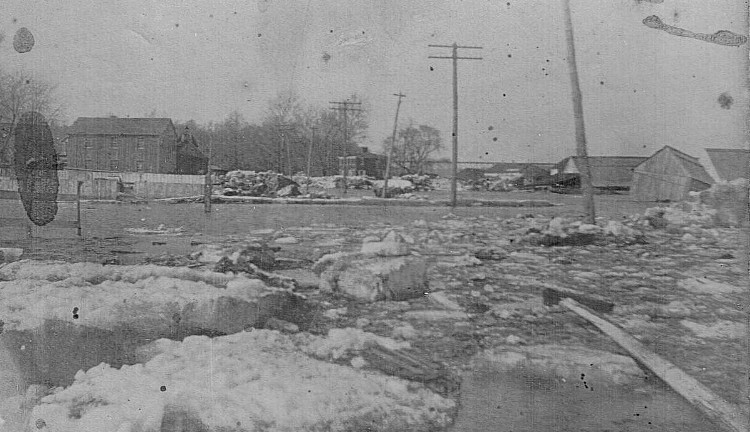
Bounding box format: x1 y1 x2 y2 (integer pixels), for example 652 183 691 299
28 329 453 432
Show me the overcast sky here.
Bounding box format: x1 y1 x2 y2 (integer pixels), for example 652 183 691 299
1 0 747 165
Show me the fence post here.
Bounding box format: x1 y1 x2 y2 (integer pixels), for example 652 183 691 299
76 181 83 237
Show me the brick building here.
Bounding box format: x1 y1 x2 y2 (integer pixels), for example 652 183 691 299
65 117 206 174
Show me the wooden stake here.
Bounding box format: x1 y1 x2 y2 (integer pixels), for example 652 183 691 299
76 181 83 236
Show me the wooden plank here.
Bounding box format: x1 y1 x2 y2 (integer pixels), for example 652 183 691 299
560 298 749 432
543 287 614 313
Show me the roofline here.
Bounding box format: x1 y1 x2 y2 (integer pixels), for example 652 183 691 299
661 145 699 162
68 132 163 136
705 148 750 153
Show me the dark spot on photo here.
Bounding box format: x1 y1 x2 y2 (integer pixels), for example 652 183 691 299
13 27 35 53
492 137 498 142
160 385 167 391
488 126 494 131
718 92 733 109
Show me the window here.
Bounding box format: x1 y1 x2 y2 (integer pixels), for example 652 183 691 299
137 137 145 150
109 160 119 171
135 161 144 172
110 137 118 149
83 138 92 149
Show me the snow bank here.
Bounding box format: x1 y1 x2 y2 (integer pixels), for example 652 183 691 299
644 179 749 228
30 330 454 432
0 261 284 331
296 327 410 360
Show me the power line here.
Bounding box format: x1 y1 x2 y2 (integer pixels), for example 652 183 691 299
428 43 483 207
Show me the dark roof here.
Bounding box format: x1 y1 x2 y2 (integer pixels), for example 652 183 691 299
555 156 647 187
69 117 175 136
484 162 526 173
456 168 486 181
485 162 555 174
177 128 207 159
706 148 750 181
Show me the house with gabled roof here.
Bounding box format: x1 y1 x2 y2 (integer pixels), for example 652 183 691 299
65 117 205 174
705 148 749 182
631 146 714 201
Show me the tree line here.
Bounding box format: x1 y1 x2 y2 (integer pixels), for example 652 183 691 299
176 92 369 176
0 67 443 177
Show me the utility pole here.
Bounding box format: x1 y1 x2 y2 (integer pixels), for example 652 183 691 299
204 131 213 213
306 126 316 187
277 124 295 176
329 100 362 195
562 0 596 223
428 43 482 208
383 92 405 198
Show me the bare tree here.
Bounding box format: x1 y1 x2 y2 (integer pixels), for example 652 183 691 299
386 122 442 175
0 69 62 164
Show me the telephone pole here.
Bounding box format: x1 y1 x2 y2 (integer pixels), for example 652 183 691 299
329 100 362 195
306 126 316 190
428 43 482 207
277 124 295 176
204 131 213 213
383 92 405 198
562 0 595 223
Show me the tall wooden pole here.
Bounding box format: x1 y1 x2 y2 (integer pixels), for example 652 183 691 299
563 0 596 223
306 126 315 191
76 181 83 236
204 132 213 213
329 101 362 196
342 108 348 195
428 43 482 208
451 44 459 207
383 92 405 198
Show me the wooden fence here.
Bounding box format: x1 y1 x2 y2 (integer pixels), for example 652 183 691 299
0 167 205 200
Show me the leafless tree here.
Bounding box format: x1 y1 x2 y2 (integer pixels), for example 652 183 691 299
386 121 442 175
0 69 63 164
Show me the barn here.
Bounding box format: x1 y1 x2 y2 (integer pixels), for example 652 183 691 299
551 156 647 191
631 146 715 202
705 148 749 181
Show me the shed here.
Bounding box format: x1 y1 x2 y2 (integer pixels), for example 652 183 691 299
456 168 486 182
705 148 750 181
631 146 714 202
552 156 647 190
516 164 554 188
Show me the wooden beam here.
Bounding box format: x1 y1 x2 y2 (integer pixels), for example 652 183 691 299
560 298 749 432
